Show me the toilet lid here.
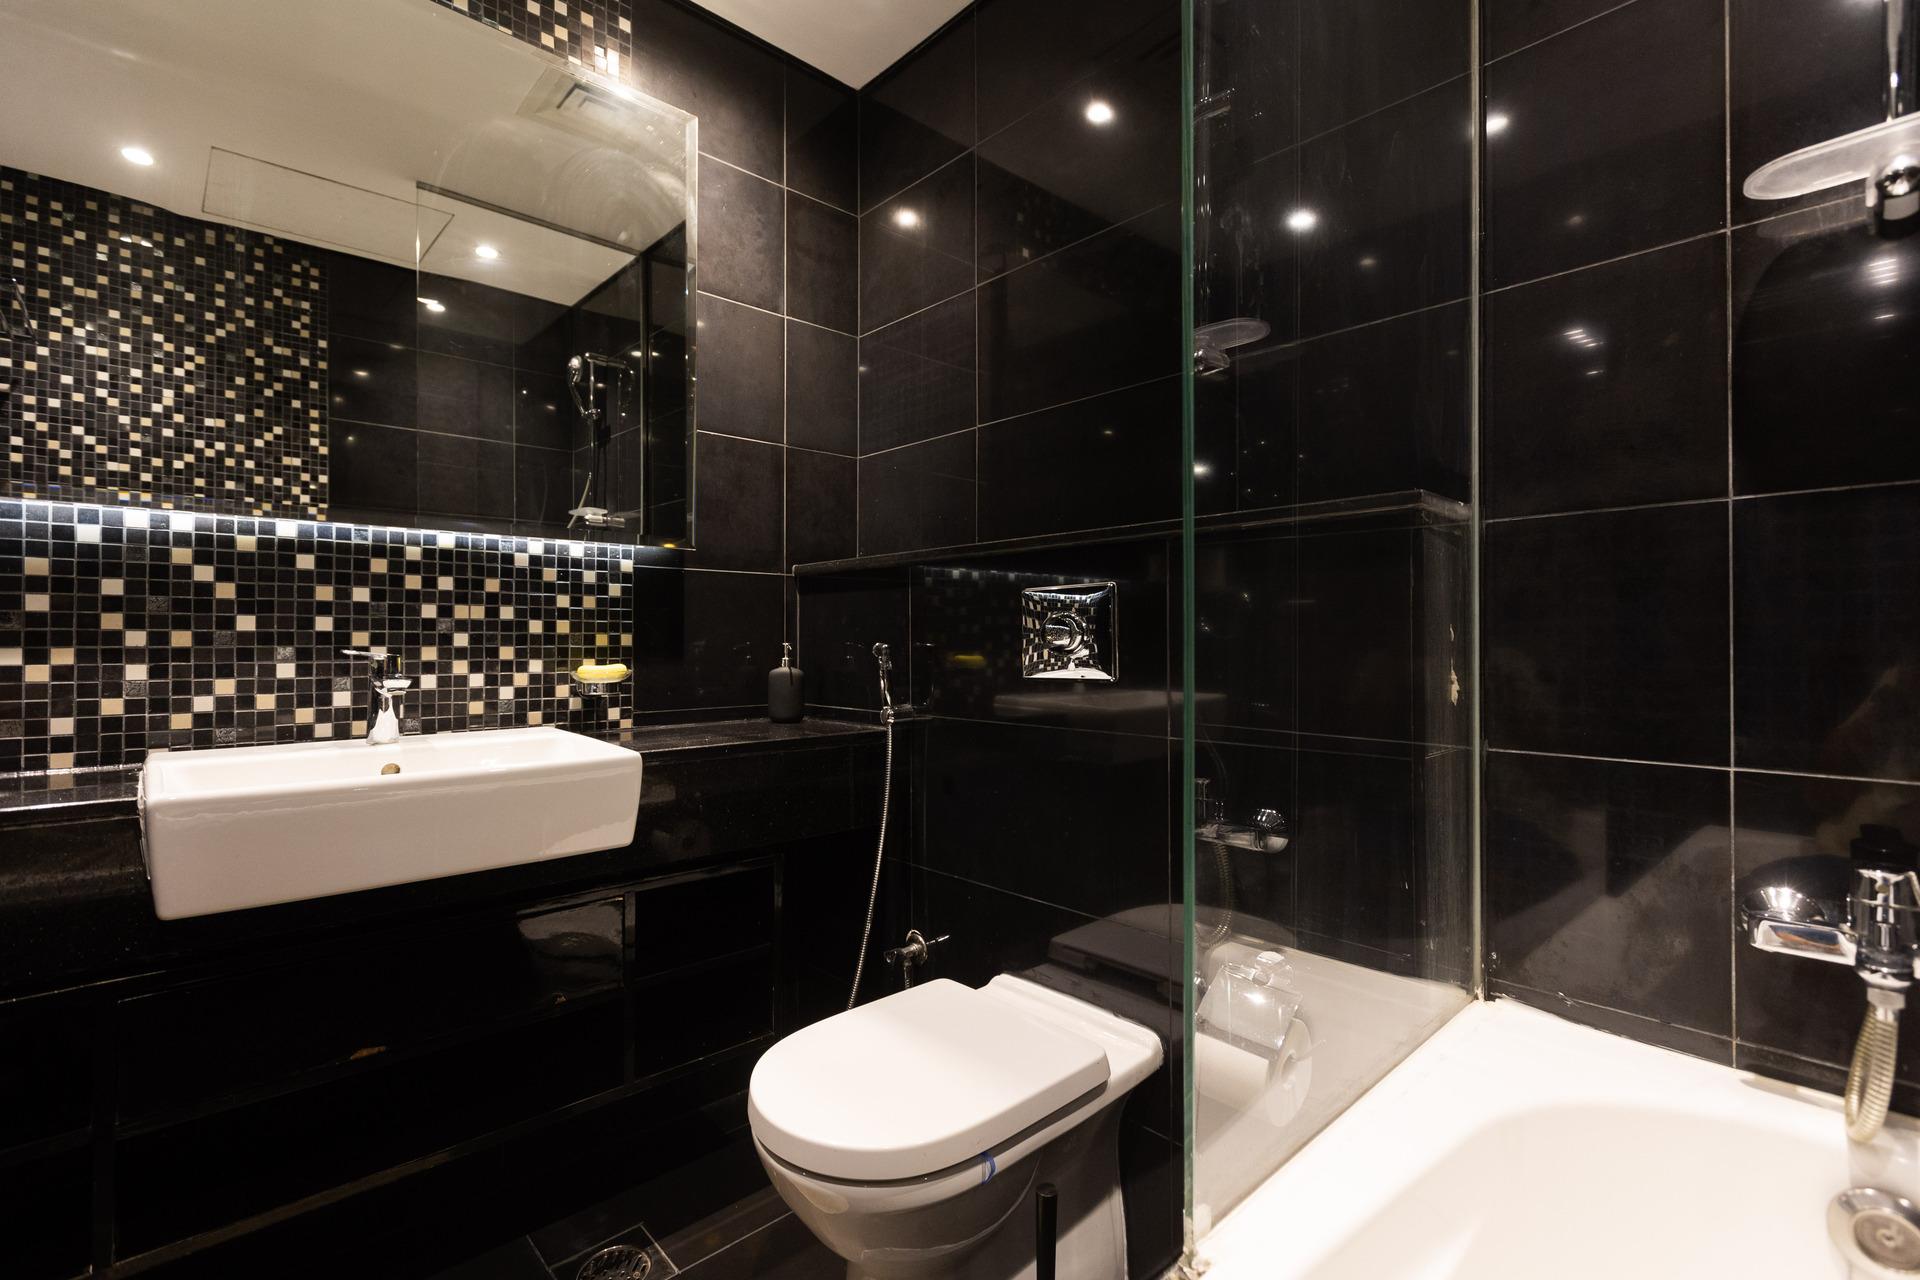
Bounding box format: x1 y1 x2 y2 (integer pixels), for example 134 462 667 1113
748 978 1110 1182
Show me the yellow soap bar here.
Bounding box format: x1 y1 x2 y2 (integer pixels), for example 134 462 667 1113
574 662 630 683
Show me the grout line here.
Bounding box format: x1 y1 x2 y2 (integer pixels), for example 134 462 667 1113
1485 494 1727 524
696 289 855 340
1486 476 1920 525
1487 745 1729 772
858 148 974 224
1723 0 1738 1055
855 425 975 461
976 372 1183 430
859 285 975 342
1484 0 1649 66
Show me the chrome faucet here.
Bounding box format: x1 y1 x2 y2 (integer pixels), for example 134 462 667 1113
342 648 412 746
1742 849 1920 1141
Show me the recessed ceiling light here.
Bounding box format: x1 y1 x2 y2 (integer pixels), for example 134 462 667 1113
120 146 155 167
1285 208 1318 233
893 207 921 229
1085 99 1116 126
474 243 500 260
417 296 446 313
1485 112 1512 136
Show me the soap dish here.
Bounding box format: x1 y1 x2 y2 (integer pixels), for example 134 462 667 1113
571 672 632 699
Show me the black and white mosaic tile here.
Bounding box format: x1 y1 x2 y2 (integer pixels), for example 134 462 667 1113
0 498 642 772
1 167 329 520
432 0 633 74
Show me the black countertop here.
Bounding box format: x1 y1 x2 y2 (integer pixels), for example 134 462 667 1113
0 716 882 827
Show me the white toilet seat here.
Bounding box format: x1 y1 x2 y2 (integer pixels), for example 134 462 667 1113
748 975 1163 1203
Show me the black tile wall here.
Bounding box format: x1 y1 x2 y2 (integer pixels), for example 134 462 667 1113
846 0 1186 560
3 2 864 772
1479 0 1920 1097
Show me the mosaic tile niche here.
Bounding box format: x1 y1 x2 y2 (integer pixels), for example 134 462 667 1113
0 498 642 773
2 167 329 519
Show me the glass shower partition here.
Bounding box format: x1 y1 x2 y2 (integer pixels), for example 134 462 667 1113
1178 0 1481 1256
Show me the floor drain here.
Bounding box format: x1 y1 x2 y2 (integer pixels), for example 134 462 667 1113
1831 1188 1920 1276
577 1243 653 1280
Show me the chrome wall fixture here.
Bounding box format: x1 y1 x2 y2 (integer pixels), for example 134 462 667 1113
1020 582 1119 682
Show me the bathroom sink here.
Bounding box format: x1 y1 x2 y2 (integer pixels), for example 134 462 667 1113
139 727 643 919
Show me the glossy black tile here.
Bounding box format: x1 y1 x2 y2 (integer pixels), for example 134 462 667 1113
417 434 516 520
1729 0 1886 225
975 13 1180 279
1299 0 1469 138
1484 236 1728 518
910 866 1107 990
511 293 572 375
786 68 858 213
416 352 514 443
976 0 1172 140
0 1149 88 1280
330 334 417 428
698 159 785 313
1734 486 1920 781
416 273 518 365
1204 146 1301 346
1484 0 1725 287
429 1236 553 1280
1298 80 1471 333
860 156 976 333
859 295 977 455
630 565 785 709
1296 526 1415 742
1192 367 1244 516
787 193 859 334
860 13 975 211
787 450 857 566
857 431 976 556
1732 202 1920 495
1194 534 1297 734
794 572 910 710
673 1207 840 1280
1194 0 1299 170
327 251 416 346
1294 745 1419 965
916 719 1171 917
1216 344 1295 512
1297 302 1470 503
329 421 418 516
979 207 1182 423
1494 983 1734 1062
977 377 1182 541
786 322 858 455
1484 503 1729 764
691 432 784 572
630 0 785 181
1734 770 1920 1076
1485 0 1629 60
1486 751 1732 1034
512 446 571 530
697 296 785 444
512 370 572 452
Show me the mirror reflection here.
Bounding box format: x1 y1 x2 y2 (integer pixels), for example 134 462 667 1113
0 0 695 545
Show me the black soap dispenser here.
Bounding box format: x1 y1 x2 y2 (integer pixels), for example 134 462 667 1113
769 642 804 723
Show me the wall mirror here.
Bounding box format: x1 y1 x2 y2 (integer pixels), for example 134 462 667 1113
0 0 696 546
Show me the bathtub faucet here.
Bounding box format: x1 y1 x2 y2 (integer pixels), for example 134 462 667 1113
1742 855 1920 1142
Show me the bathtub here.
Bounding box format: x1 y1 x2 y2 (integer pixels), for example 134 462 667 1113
1199 998 1920 1279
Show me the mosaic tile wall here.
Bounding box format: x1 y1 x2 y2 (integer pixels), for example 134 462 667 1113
0 498 643 772
1 167 328 519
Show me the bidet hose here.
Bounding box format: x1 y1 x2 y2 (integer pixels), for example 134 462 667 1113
1845 993 1903 1143
847 717 894 1010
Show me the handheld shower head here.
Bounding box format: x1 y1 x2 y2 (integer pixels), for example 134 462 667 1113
872 643 896 722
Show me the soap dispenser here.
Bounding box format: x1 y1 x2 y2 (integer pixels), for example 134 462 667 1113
769 642 804 723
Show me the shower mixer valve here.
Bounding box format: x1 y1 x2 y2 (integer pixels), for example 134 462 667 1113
1742 852 1920 1141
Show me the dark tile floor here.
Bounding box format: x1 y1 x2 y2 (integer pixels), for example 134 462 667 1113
431 1119 838 1280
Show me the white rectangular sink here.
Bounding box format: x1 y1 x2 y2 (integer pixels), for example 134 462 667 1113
139 726 643 919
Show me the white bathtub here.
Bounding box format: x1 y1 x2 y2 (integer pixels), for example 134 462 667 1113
1199 998 1920 1279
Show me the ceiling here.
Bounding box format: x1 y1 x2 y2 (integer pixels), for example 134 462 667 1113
0 0 691 306
696 0 970 87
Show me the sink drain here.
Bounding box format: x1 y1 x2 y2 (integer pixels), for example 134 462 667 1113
577 1243 652 1280
1831 1188 1920 1276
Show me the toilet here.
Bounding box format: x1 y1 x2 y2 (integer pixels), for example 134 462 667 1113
747 975 1164 1279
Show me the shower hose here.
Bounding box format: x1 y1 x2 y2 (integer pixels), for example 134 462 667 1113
846 715 894 1010
1846 987 1904 1143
